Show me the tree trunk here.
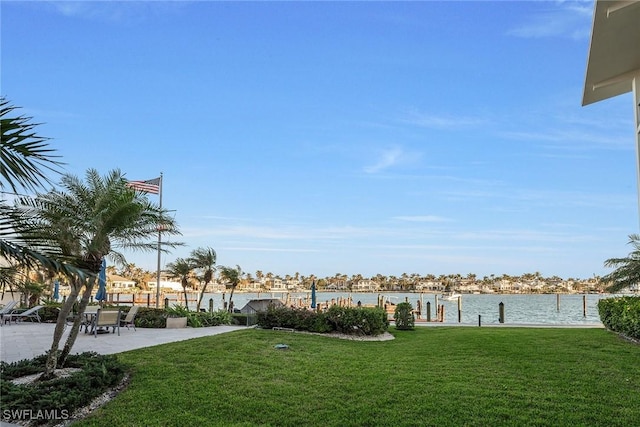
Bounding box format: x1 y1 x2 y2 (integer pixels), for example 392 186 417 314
228 285 236 312
59 279 95 366
40 281 81 380
196 281 209 312
183 286 189 311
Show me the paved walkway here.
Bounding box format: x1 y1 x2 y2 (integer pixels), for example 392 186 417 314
0 322 246 364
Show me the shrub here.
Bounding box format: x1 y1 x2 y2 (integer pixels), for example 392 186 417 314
192 310 232 327
394 302 415 330
165 305 231 328
598 296 640 340
325 306 389 336
135 307 166 328
258 305 388 336
131 306 232 328
40 305 62 322
0 352 127 426
258 306 317 330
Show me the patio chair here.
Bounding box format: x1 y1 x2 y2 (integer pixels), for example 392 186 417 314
1 301 18 325
81 306 100 333
120 305 139 331
8 305 44 323
93 308 121 337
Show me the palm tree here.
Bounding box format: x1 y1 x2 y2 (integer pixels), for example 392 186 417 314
0 97 63 194
13 168 180 378
218 265 242 312
0 97 79 278
602 234 640 292
165 258 194 310
188 247 216 312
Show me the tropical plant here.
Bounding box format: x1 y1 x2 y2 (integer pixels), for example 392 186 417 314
602 234 640 293
0 97 78 280
188 247 216 312
0 97 62 194
0 352 127 424
11 168 180 378
218 265 242 312
164 258 194 311
394 302 415 330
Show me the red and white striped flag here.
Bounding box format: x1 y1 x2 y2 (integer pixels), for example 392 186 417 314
127 177 161 194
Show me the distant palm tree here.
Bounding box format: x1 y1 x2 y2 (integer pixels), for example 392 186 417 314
165 258 194 310
219 265 242 312
189 247 216 312
602 234 640 293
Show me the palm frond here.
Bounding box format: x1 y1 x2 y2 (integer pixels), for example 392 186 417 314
11 168 182 274
0 97 64 193
601 234 640 292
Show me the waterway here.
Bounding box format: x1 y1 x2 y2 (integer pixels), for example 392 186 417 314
183 291 620 326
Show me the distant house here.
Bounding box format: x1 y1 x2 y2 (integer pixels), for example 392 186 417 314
353 279 379 292
326 279 348 291
269 278 287 292
497 279 513 293
208 280 227 293
108 274 136 290
416 281 446 292
459 282 481 293
285 279 302 291
511 282 531 294
147 280 184 292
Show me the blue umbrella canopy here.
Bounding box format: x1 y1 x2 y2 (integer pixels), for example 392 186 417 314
53 280 60 301
311 280 316 309
95 259 107 302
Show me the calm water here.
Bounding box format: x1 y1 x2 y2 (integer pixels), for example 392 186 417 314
174 291 619 325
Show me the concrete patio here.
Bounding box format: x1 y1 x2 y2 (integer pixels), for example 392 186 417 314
0 322 246 363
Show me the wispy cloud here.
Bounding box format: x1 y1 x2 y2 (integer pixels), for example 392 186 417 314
223 247 321 253
393 215 452 223
400 111 486 130
181 224 388 241
455 228 596 244
500 129 633 152
363 147 407 174
507 0 592 40
47 1 184 23
510 189 634 210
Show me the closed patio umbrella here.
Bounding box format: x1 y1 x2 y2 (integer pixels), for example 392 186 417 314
95 259 107 303
52 280 60 301
311 280 316 309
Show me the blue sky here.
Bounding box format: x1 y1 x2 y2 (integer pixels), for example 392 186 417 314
2 0 637 279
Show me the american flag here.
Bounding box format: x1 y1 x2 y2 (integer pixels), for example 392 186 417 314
127 177 161 194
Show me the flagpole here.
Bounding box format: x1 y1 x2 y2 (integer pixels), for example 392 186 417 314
156 172 163 308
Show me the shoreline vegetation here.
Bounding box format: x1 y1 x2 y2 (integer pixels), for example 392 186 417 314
53 270 635 299
56 287 633 296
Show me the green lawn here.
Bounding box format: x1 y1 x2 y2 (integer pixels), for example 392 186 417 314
76 328 639 427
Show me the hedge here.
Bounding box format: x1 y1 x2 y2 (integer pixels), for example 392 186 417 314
257 305 389 336
597 296 640 340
